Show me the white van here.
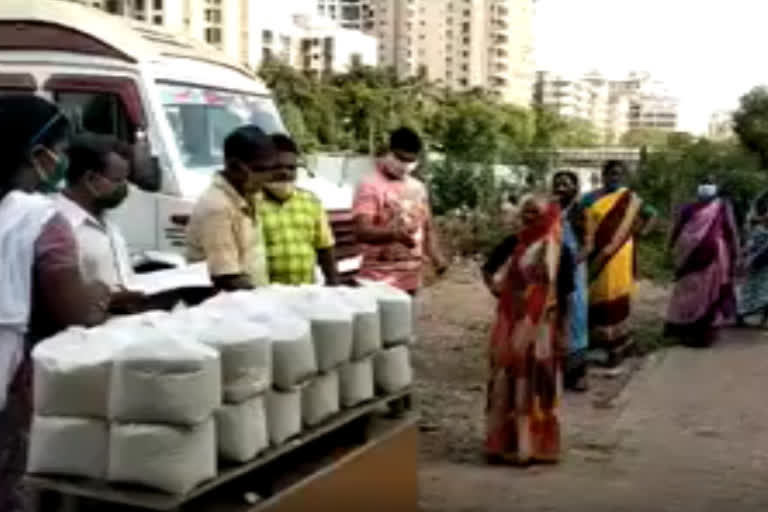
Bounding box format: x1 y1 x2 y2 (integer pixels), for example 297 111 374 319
0 0 360 275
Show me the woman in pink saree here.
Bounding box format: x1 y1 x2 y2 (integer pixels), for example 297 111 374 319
665 183 740 346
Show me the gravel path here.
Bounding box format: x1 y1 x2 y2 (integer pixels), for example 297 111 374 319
416 265 768 511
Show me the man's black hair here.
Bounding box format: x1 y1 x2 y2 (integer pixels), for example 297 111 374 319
271 133 299 154
0 95 70 196
552 170 580 187
224 125 275 164
66 133 132 185
602 159 627 175
389 127 422 154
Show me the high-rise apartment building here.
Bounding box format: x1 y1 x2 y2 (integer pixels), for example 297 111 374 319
62 0 377 74
708 110 734 141
534 70 678 144
318 0 535 107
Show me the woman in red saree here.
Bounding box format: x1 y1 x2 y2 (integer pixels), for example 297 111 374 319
485 195 567 465
665 183 739 346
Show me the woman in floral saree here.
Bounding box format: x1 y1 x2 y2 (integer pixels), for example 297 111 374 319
580 161 656 367
485 195 569 465
664 183 739 345
738 190 768 325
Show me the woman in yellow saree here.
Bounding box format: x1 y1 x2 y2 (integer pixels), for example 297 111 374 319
580 161 656 367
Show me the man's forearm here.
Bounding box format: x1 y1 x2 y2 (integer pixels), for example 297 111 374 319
317 248 340 285
212 274 254 291
356 224 397 244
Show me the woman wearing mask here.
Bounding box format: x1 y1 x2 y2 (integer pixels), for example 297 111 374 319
0 96 108 510
665 181 740 346
484 195 569 465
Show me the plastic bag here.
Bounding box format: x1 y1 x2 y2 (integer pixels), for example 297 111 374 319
198 313 272 403
302 370 340 427
109 333 221 426
265 388 302 446
358 281 413 346
27 415 108 479
333 287 382 360
108 418 216 495
32 327 112 418
339 357 374 408
374 346 413 394
215 396 268 462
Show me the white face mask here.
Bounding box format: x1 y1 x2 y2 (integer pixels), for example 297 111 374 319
403 161 419 174
697 184 718 199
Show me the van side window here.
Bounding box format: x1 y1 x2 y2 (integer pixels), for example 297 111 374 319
55 91 134 142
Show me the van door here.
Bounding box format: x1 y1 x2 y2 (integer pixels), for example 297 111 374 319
44 74 160 254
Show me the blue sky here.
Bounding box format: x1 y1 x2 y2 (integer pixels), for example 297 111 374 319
534 0 768 133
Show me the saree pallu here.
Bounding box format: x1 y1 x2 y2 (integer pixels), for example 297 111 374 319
585 188 642 354
486 202 565 464
738 225 768 317
665 200 737 342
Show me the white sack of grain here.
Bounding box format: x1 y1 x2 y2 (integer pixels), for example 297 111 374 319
109 333 221 425
338 357 374 408
374 346 412 393
204 293 317 390
27 415 108 479
265 388 302 446
302 370 340 427
32 327 112 418
197 313 272 403
333 287 382 360
108 419 216 495
357 281 413 346
287 286 354 372
215 396 268 463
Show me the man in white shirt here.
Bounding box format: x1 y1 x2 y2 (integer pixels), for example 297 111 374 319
56 133 143 312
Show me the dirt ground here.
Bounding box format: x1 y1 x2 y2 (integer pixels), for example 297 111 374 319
413 263 768 511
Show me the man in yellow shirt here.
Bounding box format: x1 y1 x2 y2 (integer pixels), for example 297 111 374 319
187 125 279 290
258 134 339 285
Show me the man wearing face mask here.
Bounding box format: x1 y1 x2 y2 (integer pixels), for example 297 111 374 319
258 134 339 285
353 127 447 294
187 125 279 290
56 133 144 313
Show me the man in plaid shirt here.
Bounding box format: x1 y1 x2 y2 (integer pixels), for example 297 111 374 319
258 134 340 285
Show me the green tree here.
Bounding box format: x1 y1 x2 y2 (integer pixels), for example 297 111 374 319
620 128 670 148
733 86 768 168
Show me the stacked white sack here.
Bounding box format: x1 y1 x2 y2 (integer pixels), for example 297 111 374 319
259 286 353 373
332 287 382 360
190 310 272 403
302 370 340 426
32 327 112 418
215 396 268 463
204 292 317 390
27 416 109 479
374 346 413 394
265 388 302 446
109 333 221 425
358 281 413 346
338 357 374 408
108 419 216 495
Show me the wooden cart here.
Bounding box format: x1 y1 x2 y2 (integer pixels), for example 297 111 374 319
25 389 417 512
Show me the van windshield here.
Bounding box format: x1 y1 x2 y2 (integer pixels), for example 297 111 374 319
158 82 285 172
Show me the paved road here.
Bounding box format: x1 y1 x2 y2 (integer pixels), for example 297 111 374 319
420 329 768 511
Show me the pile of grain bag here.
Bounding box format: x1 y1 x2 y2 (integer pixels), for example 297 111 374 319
26 281 414 495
